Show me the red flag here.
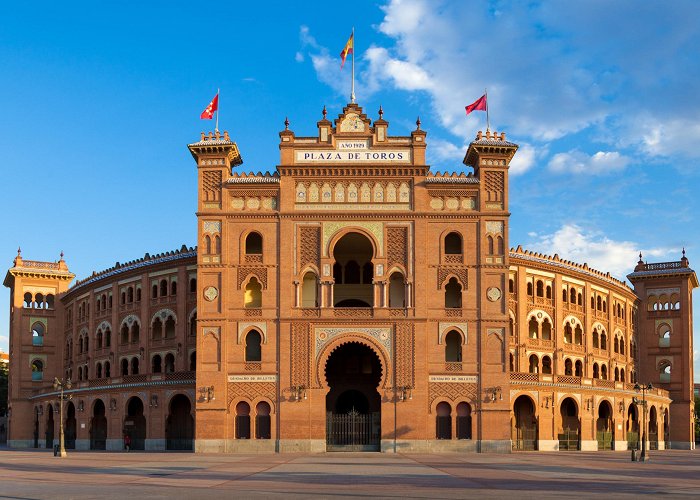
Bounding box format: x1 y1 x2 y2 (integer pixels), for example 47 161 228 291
465 94 487 115
340 32 354 69
200 93 219 119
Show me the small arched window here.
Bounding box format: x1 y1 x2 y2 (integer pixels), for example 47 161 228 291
301 271 319 308
23 292 33 308
444 277 462 308
164 353 175 373
601 364 608 380
131 357 139 375
32 322 45 346
536 281 544 297
104 361 111 378
388 272 405 308
189 351 196 371
593 363 600 379
245 330 262 362
121 359 129 376
659 361 671 383
444 232 462 255
541 356 552 374
564 358 573 376
152 355 162 374
127 287 133 303
445 330 462 362
436 402 452 439
31 359 44 381
160 279 168 297
245 232 263 255
235 401 251 439
509 279 514 293
575 360 583 377
528 354 539 374
456 403 472 440
152 284 158 299
245 277 262 308
255 401 271 439
541 319 552 340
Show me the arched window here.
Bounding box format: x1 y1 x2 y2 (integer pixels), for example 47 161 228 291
77 366 83 381
164 353 175 373
131 322 140 344
574 324 583 345
171 281 177 296
235 402 251 439
121 292 126 305
614 367 620 381
104 328 111 347
160 279 168 297
541 356 552 374
659 361 671 383
600 332 607 350
444 277 462 308
302 271 319 308
245 232 263 255
96 329 103 349
152 284 158 299
545 285 552 299
245 330 262 362
456 402 472 440
436 402 452 439
35 293 44 309
601 364 608 380
570 288 576 304
78 336 84 353
121 359 129 376
509 353 515 372
189 351 196 371
127 287 133 303
575 360 583 377
564 324 572 344
152 355 162 374
445 330 462 362
509 279 514 293
562 289 568 302
32 322 45 346
527 282 533 296
136 287 141 302
388 272 405 308
255 401 271 439
487 235 494 255
244 277 262 308
152 318 163 341
23 292 32 308
204 235 212 255
96 362 103 379
613 336 619 353
131 357 139 375
593 330 599 348
620 368 625 382
444 232 462 255
597 296 602 311
541 319 552 340
593 363 600 379
564 358 573 376
528 354 539 374
31 359 44 381
214 235 221 254
104 361 111 378
528 317 538 339
536 281 544 297
164 317 175 339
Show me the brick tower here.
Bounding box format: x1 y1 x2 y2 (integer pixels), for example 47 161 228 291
627 251 698 449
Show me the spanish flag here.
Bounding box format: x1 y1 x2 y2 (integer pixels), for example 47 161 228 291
340 32 353 69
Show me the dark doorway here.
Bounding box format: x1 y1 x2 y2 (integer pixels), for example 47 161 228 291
124 397 146 450
45 405 54 449
512 395 537 451
596 401 613 450
325 342 382 451
33 408 39 448
166 394 194 450
90 399 107 450
65 402 77 449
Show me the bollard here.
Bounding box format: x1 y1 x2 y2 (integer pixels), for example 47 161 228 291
631 448 637 461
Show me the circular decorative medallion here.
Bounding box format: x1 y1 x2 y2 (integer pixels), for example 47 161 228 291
486 287 502 302
203 286 219 302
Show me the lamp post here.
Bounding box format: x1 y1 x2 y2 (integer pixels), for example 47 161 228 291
53 377 72 458
633 382 653 462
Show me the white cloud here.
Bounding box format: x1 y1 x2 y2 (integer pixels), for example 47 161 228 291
525 223 675 280
548 150 631 175
295 52 304 63
509 142 538 176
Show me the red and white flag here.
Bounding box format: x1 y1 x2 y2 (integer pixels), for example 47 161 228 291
200 93 219 119
465 94 487 115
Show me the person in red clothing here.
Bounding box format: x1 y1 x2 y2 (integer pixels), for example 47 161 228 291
124 434 131 452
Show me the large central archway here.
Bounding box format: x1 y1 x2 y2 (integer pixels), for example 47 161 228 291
325 342 382 451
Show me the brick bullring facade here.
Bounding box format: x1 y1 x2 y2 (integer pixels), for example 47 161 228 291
4 102 697 452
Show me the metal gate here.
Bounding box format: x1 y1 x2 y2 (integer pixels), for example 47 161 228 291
649 432 659 450
596 431 613 450
512 427 537 451
326 410 380 451
558 429 580 451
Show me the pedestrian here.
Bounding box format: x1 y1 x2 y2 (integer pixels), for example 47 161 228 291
124 434 131 452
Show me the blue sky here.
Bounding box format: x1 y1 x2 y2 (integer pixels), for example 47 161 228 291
1 1 698 376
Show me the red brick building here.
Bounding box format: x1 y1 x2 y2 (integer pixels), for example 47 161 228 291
4 102 697 452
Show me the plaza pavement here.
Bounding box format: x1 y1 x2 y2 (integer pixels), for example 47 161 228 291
0 448 698 499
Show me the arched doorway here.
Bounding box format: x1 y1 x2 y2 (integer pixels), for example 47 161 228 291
325 342 382 451
627 403 639 449
166 394 194 451
45 404 54 449
90 399 107 450
663 408 670 449
559 397 580 450
65 402 77 449
648 406 658 450
124 397 146 450
332 233 374 307
512 395 537 450
596 401 613 450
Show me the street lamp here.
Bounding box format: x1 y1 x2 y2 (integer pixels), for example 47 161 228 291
52 377 72 458
633 382 653 462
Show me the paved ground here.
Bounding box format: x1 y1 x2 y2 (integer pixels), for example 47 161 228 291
0 448 698 499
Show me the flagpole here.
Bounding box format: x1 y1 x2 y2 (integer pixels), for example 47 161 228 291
351 27 356 103
485 88 490 132
215 88 220 133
